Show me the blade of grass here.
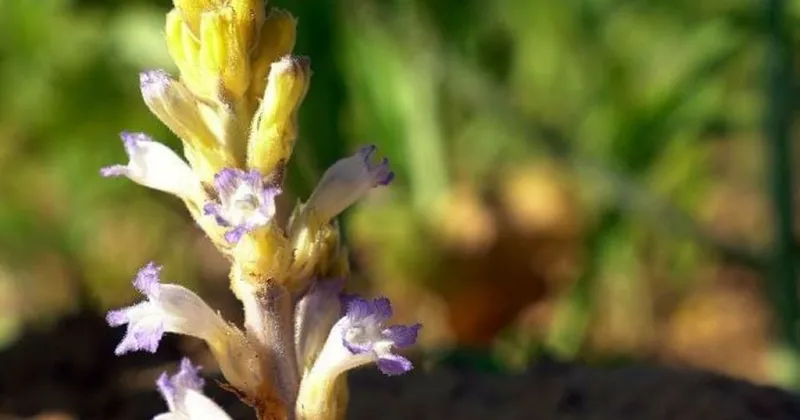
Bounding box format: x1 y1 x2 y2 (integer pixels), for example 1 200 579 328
764 0 800 383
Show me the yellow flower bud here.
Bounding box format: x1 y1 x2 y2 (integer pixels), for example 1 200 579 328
230 0 266 50
172 0 219 34
249 9 297 100
247 55 311 177
199 7 251 100
166 10 205 98
139 70 237 183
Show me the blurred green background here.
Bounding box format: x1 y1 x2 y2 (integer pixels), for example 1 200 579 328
1 0 800 391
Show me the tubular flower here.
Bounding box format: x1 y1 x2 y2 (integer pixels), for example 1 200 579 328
101 132 203 200
107 262 262 395
303 145 394 224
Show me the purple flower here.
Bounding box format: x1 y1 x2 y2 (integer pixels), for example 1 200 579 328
155 358 232 420
311 295 421 377
101 132 201 198
304 145 394 222
203 168 281 244
106 262 230 356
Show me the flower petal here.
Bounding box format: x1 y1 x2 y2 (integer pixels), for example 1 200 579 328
107 303 165 355
345 296 373 321
383 323 422 349
101 132 201 198
155 358 232 420
376 353 413 376
372 297 393 320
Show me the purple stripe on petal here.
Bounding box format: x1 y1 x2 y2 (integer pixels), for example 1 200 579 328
377 168 395 186
224 226 247 244
346 297 373 321
342 336 371 355
213 168 241 198
383 323 421 349
203 202 230 227
358 145 395 187
243 170 263 188
377 354 413 376
338 293 359 316
372 297 393 320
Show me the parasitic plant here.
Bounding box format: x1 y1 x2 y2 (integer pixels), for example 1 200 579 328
101 1 421 419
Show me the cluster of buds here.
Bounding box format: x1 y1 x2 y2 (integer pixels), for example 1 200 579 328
100 1 420 419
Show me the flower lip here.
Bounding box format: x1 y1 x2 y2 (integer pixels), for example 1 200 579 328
358 145 394 186
341 297 421 356
140 69 171 96
105 261 230 356
157 358 205 408
203 167 281 244
100 132 201 199
154 357 233 419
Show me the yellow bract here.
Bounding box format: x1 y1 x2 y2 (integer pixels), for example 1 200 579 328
232 227 294 285
247 56 311 177
249 9 298 102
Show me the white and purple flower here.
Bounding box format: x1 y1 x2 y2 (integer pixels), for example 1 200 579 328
310 295 421 378
203 168 281 244
304 145 394 223
106 262 230 355
154 358 232 420
101 132 201 199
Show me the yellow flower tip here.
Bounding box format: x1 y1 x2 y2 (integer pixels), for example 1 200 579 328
137 70 236 185
246 54 311 176
172 0 220 32
249 8 298 98
139 70 215 149
230 0 266 48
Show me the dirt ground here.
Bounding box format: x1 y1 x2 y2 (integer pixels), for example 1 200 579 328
1 308 799 420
